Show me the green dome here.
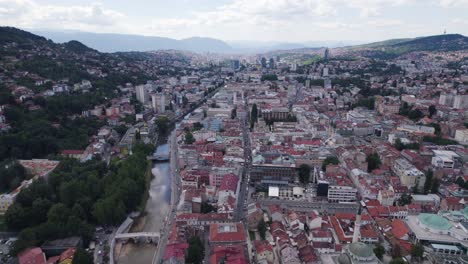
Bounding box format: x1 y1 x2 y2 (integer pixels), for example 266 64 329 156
349 242 374 258
462 206 468 218
418 213 452 230
337 253 352 264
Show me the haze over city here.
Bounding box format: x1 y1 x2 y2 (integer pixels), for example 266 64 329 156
1 0 468 42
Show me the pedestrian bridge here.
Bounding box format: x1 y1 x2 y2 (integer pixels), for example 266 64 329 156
147 153 170 161
115 232 160 244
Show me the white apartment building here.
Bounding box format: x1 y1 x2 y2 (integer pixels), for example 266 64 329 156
327 185 357 203
135 85 148 104
397 124 435 135
392 158 426 191
431 150 459 169
455 129 468 144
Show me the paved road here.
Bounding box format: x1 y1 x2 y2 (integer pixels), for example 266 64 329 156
234 98 252 222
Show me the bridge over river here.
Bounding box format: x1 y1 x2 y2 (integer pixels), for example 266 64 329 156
115 232 160 244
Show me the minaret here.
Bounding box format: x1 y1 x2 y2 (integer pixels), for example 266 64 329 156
352 203 362 243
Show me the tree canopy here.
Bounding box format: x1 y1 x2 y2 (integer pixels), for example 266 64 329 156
298 164 311 184
6 143 153 255
366 153 381 172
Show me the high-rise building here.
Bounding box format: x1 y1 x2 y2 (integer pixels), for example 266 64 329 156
151 93 166 113
136 85 148 104
453 94 468 109
160 93 165 113
323 67 329 77
439 93 454 106
230 60 240 70
324 48 330 61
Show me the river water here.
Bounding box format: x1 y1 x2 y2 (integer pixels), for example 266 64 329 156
117 143 171 264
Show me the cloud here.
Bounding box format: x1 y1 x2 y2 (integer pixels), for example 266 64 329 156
0 0 125 32
438 0 468 7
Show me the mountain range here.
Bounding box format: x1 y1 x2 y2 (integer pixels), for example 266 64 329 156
351 34 468 52
33 30 365 54
32 30 233 53
5 28 465 55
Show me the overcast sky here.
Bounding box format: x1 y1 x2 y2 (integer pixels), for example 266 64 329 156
1 0 468 42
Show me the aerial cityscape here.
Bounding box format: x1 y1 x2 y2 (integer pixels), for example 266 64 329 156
0 1 468 264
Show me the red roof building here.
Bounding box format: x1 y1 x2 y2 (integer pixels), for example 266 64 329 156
18 247 46 264
209 222 245 244
210 245 248 264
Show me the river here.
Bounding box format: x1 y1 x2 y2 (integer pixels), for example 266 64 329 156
116 143 171 264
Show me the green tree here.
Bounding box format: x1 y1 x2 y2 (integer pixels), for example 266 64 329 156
155 116 170 136
424 170 433 194
261 74 278 81
428 105 437 117
431 178 440 194
185 131 195 144
186 236 204 264
231 108 237 119
410 243 424 262
366 153 381 172
374 244 385 260
398 193 412 206
389 258 406 264
298 164 311 184
258 219 267 240
135 130 141 141
322 156 339 171
250 103 258 129
72 248 93 264
201 202 215 214
192 122 203 131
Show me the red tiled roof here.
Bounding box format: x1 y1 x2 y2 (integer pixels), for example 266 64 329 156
46 256 60 264
163 242 189 261
210 245 248 264
61 150 85 155
253 240 273 254
18 247 46 264
391 219 409 240
59 248 75 261
219 174 239 192
365 199 381 207
209 222 245 243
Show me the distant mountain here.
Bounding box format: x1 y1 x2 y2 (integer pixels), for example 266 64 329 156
32 30 233 53
63 40 97 54
0 27 49 45
392 34 468 52
349 34 468 55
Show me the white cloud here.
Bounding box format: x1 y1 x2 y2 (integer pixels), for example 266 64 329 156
0 0 125 32
438 0 468 7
